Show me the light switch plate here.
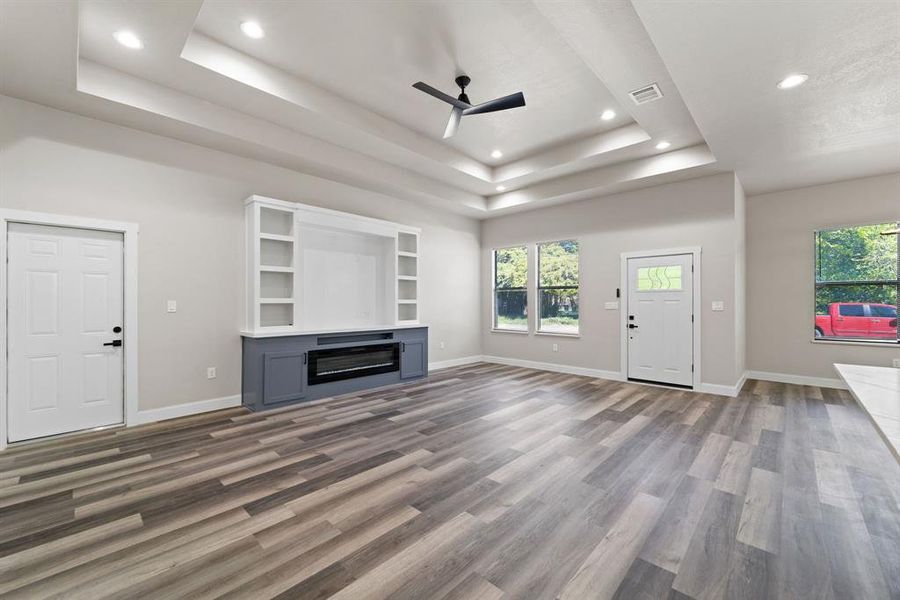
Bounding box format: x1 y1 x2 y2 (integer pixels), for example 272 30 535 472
605 301 619 310
207 367 216 379
167 300 177 313
711 301 725 312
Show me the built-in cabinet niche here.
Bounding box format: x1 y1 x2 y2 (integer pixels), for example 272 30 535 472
244 195 421 335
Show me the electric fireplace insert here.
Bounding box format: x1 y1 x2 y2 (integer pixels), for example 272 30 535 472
307 343 400 385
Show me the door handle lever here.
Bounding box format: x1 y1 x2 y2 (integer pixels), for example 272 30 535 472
627 324 639 329
103 340 123 347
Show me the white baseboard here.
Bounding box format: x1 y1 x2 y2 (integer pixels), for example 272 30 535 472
134 394 242 425
429 355 484 371
481 355 753 397
697 370 749 397
736 369 749 394
746 370 847 389
481 355 625 382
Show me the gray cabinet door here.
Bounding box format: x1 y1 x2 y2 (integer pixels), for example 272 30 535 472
400 338 427 379
263 351 307 405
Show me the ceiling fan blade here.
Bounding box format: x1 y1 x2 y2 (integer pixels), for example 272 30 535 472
443 106 463 139
463 91 526 115
413 82 471 110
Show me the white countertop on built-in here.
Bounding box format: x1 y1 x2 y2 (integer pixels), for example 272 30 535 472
834 363 900 461
240 323 427 338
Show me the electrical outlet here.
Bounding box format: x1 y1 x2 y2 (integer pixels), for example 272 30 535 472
167 300 177 313
207 367 217 379
893 358 900 368
552 343 559 352
440 341 445 349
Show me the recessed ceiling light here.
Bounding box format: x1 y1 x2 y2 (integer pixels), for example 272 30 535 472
655 141 671 150
113 30 143 49
496 185 506 192
601 109 616 121
491 149 503 159
241 21 265 39
777 73 808 89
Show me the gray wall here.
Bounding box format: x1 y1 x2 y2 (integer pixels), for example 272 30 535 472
3 93 893 414
481 172 743 388
734 176 747 381
747 173 900 380
0 95 482 411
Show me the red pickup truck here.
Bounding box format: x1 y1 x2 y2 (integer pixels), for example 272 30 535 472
815 303 898 339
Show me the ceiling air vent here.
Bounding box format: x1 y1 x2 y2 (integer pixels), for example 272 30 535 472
628 83 663 105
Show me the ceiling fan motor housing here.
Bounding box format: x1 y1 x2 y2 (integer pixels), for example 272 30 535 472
455 75 471 104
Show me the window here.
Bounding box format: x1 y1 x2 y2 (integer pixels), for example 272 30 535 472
838 304 865 317
537 240 579 334
493 246 527 330
815 222 899 343
636 265 683 291
871 305 897 318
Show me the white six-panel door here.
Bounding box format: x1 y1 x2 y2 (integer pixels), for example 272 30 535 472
8 224 124 442
626 253 694 387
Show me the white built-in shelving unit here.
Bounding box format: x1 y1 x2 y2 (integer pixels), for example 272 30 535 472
246 202 298 331
395 231 419 323
244 195 422 335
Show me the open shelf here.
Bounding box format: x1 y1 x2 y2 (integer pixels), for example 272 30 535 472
260 271 293 299
259 298 294 304
260 266 294 273
398 279 417 301
398 251 417 258
397 303 418 322
259 207 294 237
398 255 417 277
398 231 418 254
397 275 417 281
260 303 293 328
260 238 294 268
259 233 294 243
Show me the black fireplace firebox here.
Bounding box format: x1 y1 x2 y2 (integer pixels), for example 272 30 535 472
307 343 400 385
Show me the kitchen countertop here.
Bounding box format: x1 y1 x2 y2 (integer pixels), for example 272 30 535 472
834 363 900 461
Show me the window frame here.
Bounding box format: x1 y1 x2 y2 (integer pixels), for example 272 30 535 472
813 220 899 346
492 245 529 332
536 239 580 335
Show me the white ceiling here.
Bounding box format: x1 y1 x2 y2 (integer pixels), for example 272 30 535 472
633 0 900 194
194 1 628 163
1 0 895 218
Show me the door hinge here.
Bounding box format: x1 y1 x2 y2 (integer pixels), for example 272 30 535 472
691 364 694 372
691 314 694 322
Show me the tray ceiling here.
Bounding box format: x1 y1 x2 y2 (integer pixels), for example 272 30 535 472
15 1 894 217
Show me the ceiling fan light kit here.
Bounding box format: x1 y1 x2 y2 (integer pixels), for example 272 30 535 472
413 75 526 139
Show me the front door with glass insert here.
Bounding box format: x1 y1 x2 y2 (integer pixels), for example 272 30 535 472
626 254 694 387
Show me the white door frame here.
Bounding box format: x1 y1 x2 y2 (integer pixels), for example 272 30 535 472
620 247 701 390
0 210 139 450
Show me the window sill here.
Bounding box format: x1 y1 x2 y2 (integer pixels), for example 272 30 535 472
491 328 529 335
534 331 581 339
811 339 900 349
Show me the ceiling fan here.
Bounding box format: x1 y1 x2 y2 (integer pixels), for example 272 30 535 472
412 75 526 139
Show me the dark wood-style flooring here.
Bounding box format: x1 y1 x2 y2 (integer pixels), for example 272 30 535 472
1 363 899 599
